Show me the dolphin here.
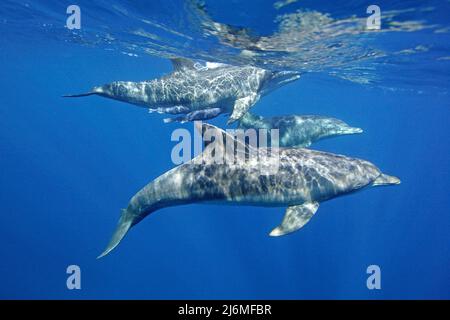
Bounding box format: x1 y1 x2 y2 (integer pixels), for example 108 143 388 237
237 113 363 148
97 123 399 258
64 58 300 124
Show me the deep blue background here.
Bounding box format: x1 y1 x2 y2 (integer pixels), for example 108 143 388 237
0 0 449 299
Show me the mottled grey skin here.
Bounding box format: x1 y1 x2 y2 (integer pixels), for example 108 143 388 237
98 124 399 258
64 59 300 124
238 113 363 148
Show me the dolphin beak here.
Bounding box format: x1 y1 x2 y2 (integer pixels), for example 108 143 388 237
344 127 363 134
269 227 284 237
92 86 104 94
373 174 401 186
274 71 301 86
391 176 401 185
62 86 103 98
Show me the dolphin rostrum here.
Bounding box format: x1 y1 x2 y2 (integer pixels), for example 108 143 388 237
64 58 300 124
98 123 399 258
237 113 363 148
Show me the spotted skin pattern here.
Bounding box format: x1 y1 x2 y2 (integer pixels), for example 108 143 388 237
129 148 380 216
98 137 398 258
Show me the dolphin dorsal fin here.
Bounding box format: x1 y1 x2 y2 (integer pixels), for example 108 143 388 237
170 57 196 72
194 122 258 161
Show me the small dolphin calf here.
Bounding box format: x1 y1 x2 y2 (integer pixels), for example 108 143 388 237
64 58 300 123
238 113 363 148
98 123 399 258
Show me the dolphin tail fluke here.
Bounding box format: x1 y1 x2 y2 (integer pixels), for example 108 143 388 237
97 209 134 259
62 92 97 98
372 173 401 186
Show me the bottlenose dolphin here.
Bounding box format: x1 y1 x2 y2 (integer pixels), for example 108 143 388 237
64 58 300 124
98 123 399 258
237 113 363 148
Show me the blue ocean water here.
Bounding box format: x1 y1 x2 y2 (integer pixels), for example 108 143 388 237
0 0 449 299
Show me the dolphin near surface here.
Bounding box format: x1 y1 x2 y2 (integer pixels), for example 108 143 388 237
237 113 363 148
64 58 300 124
98 123 400 258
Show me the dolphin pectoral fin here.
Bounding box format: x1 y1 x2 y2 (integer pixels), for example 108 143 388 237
269 202 319 237
228 93 260 124
97 209 134 259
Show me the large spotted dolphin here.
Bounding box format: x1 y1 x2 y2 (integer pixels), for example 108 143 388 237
237 113 363 148
98 123 399 258
64 58 300 124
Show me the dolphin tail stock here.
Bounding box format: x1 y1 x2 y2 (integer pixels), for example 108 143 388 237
97 209 135 259
372 173 401 186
